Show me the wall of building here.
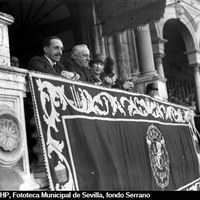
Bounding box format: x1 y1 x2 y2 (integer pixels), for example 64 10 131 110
156 0 200 111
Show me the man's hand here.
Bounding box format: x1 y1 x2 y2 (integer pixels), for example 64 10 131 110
61 71 80 81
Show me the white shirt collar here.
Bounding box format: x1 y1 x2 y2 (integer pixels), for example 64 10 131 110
44 55 56 66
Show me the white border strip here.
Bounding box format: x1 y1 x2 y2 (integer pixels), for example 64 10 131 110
29 71 190 110
176 177 200 191
62 115 190 127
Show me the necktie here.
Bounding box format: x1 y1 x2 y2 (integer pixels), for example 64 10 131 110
52 64 57 72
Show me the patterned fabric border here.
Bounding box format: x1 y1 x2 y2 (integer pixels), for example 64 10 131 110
27 71 200 191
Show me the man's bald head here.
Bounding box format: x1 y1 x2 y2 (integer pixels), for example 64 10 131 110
71 44 90 68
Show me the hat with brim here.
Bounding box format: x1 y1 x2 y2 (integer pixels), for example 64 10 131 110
90 54 106 66
146 83 158 94
120 74 132 83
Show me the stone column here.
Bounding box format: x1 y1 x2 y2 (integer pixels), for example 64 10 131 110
186 50 200 113
154 55 165 78
153 38 167 78
136 24 157 76
115 31 131 77
0 12 14 66
193 64 200 113
104 36 118 79
92 3 106 56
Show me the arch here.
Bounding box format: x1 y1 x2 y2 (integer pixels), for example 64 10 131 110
156 4 198 53
153 3 200 107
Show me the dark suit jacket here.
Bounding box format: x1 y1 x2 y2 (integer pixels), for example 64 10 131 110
62 59 96 83
27 55 65 75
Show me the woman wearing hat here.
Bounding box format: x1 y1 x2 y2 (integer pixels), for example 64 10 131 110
145 83 158 98
89 54 114 87
113 74 135 92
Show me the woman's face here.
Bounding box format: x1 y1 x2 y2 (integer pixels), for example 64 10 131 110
148 90 158 98
123 80 134 90
92 62 105 76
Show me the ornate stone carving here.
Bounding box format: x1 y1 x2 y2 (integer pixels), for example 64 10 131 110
0 104 23 167
0 118 20 151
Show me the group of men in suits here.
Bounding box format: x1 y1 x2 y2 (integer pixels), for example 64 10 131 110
27 35 138 92
28 35 160 97
27 36 96 83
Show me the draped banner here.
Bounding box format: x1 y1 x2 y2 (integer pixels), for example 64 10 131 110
28 71 200 191
94 0 166 36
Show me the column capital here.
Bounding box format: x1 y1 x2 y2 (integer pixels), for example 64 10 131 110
152 37 167 56
0 12 14 66
0 12 14 26
185 49 200 65
136 24 150 33
152 37 168 45
190 63 200 71
154 52 165 58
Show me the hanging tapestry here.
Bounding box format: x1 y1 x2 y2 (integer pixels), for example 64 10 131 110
27 71 200 191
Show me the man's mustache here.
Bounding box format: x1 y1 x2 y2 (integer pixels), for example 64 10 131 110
55 53 62 57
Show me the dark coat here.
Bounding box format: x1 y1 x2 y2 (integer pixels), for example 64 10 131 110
112 80 125 90
62 59 96 83
27 55 65 75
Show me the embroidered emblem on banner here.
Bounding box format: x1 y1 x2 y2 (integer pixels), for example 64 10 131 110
146 124 170 189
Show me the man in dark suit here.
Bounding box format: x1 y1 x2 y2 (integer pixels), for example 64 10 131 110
28 36 80 80
28 36 65 75
62 44 96 83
